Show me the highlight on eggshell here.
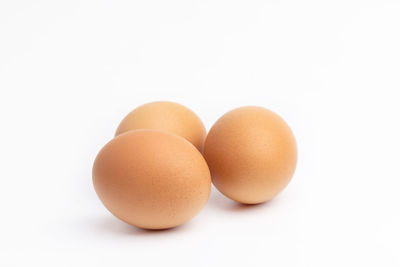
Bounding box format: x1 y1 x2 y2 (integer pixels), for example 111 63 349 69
115 101 206 151
203 106 297 204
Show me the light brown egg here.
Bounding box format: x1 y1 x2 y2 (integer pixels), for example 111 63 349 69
92 130 211 229
203 106 297 204
115 101 206 151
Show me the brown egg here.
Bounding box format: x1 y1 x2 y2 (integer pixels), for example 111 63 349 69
203 106 297 204
92 130 211 229
115 101 206 151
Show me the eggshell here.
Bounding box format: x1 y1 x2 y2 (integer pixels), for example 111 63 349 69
203 106 297 204
115 101 206 151
92 130 211 229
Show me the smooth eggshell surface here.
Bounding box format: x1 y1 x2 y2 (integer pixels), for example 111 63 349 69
115 101 206 151
93 130 211 229
203 106 297 204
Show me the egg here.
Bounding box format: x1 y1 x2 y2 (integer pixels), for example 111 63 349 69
203 106 297 204
115 101 206 151
92 130 211 229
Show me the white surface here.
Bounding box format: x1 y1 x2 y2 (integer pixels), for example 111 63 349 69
1 0 400 266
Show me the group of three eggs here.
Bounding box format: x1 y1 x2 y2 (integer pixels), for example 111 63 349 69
92 101 297 230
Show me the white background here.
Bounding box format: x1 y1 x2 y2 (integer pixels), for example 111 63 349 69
1 0 399 266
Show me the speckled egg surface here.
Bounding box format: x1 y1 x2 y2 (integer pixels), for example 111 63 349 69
203 106 297 204
93 130 211 229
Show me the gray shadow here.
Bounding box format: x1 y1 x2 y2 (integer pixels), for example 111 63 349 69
208 185 276 212
89 215 190 237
